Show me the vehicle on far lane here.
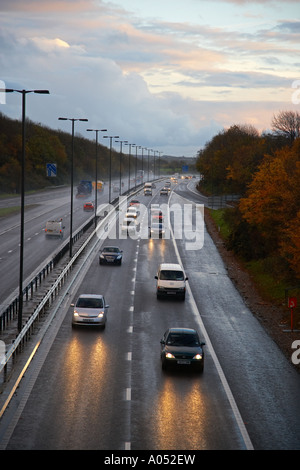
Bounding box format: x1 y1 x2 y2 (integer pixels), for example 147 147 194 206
126 207 139 218
149 222 165 238
129 199 140 207
71 294 109 328
160 188 168 196
121 217 138 235
45 219 65 238
83 201 94 211
160 328 205 372
99 246 123 265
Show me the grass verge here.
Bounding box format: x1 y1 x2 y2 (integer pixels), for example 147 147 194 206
209 208 290 305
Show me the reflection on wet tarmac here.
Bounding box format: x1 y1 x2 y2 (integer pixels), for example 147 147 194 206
154 374 208 449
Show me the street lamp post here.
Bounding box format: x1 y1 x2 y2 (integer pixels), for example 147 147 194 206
147 148 153 181
58 117 88 258
158 151 163 178
87 128 107 227
125 143 135 192
4 88 49 332
153 150 158 180
103 135 119 203
141 147 147 181
115 140 128 195
135 145 141 189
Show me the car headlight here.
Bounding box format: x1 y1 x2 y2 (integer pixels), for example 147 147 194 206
73 311 79 317
98 312 104 318
165 352 175 359
99 254 104 259
193 354 202 360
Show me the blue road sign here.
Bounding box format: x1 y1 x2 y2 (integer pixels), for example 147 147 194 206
182 165 189 172
46 163 57 177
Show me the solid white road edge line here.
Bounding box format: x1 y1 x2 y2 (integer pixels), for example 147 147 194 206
169 200 254 451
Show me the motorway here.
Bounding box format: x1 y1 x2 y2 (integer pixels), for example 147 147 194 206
0 179 299 450
0 181 122 307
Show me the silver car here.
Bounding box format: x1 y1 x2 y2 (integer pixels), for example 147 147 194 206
71 294 109 328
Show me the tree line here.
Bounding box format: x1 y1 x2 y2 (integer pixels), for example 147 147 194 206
196 111 300 281
0 112 188 194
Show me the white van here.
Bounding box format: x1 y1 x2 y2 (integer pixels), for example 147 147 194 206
155 263 188 300
144 182 152 195
45 219 65 238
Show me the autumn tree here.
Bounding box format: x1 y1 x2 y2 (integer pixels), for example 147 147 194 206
271 110 300 142
196 124 265 195
239 139 300 276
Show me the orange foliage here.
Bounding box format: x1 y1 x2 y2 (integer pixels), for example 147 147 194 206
239 140 300 275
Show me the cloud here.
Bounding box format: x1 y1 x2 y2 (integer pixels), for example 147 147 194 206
0 0 299 157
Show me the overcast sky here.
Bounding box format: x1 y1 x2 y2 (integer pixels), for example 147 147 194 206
0 0 299 157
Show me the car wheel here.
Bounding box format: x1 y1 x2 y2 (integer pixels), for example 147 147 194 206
162 360 168 370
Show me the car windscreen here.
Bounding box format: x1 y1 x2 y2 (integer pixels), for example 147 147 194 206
167 333 199 346
103 247 118 253
76 298 103 308
160 270 184 280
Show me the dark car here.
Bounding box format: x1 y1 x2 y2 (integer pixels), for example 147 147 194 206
151 209 163 221
99 246 123 265
160 328 205 372
149 222 165 238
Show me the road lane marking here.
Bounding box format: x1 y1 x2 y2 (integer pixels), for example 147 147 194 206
126 388 131 401
126 352 132 361
170 205 254 451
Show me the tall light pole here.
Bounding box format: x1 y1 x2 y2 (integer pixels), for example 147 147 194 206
153 150 158 180
125 143 135 192
87 128 107 227
141 147 147 181
115 140 128 195
158 151 163 178
103 135 119 203
147 148 153 181
135 145 141 189
4 88 49 332
58 117 88 258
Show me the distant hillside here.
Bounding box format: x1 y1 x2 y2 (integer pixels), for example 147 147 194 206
0 112 195 194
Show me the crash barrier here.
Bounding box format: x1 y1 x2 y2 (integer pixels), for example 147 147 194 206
0 219 92 332
208 194 240 209
0 182 151 382
0 187 135 333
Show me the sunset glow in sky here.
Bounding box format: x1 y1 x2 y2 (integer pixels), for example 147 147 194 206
1 0 299 156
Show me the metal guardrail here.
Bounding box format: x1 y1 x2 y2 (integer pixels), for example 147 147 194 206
0 217 91 331
0 184 147 380
208 194 240 209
